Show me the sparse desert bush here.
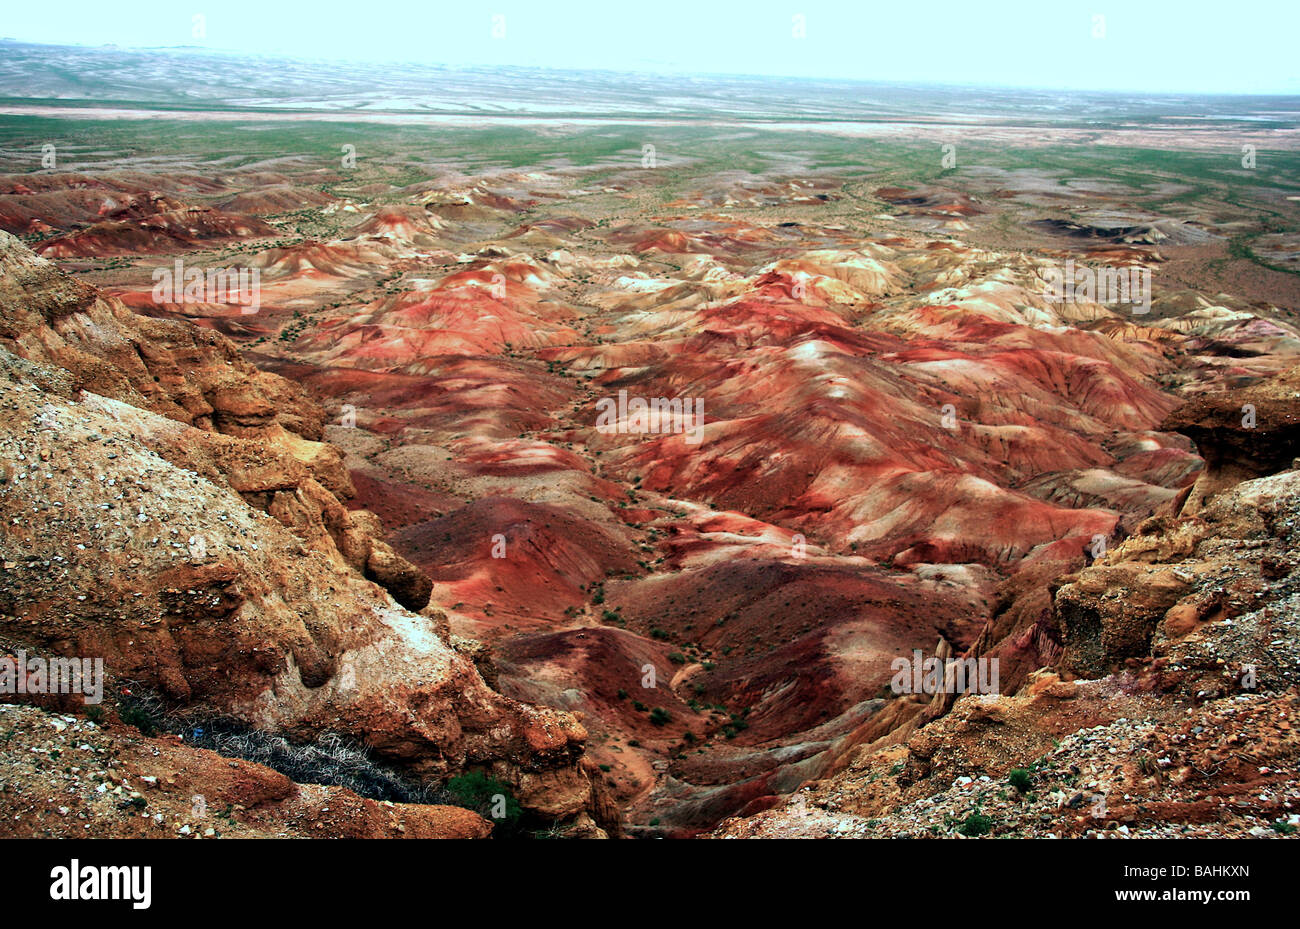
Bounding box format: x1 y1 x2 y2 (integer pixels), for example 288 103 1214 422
186 723 439 804
115 682 168 736
958 812 995 837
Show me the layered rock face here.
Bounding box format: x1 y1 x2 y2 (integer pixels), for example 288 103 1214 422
1057 365 1300 678
0 232 605 833
1160 364 1300 512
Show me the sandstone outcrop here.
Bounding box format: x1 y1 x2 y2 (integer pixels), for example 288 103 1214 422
1160 363 1300 513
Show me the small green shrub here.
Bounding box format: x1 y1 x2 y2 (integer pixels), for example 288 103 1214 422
116 686 166 736
958 812 994 837
445 771 522 834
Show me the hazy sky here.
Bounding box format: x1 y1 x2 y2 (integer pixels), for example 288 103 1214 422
4 0 1297 94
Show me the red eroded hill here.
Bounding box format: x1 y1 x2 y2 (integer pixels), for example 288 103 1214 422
295 261 580 368
393 496 638 632
35 208 276 257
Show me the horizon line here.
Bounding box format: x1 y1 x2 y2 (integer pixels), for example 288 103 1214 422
4 38 1299 100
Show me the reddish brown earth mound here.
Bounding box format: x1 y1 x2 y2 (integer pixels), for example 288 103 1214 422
35 208 276 258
